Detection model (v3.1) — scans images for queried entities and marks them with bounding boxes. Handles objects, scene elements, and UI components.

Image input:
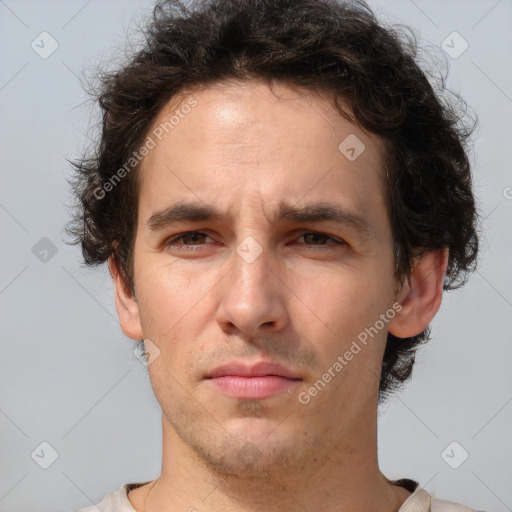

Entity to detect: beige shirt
[75,479,483,512]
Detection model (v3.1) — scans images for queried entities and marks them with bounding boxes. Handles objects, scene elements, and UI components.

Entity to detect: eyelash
[164,231,346,251]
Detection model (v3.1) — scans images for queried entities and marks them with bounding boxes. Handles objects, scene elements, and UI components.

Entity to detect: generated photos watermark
[298,302,403,405]
[93,96,198,200]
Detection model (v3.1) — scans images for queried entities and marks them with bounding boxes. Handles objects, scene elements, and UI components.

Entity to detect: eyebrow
[147,200,373,238]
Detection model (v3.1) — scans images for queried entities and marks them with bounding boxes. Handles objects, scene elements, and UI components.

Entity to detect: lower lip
[206,375,301,399]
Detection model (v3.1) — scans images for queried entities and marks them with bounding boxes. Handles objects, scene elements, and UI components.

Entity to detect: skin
[110,79,448,512]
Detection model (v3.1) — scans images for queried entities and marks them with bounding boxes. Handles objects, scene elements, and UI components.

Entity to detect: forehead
[137,79,388,227]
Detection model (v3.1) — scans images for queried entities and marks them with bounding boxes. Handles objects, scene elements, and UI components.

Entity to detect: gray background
[0,0,511,511]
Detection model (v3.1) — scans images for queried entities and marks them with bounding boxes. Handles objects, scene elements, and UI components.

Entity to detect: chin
[198,441,302,477]
[192,422,313,478]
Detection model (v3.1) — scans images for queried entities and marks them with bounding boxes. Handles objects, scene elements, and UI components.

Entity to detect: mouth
[205,361,302,400]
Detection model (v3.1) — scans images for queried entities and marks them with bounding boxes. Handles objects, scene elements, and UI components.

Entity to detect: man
[69,0,481,510]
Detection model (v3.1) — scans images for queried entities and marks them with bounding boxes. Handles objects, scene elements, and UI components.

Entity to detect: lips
[205,361,302,400]
[205,361,301,380]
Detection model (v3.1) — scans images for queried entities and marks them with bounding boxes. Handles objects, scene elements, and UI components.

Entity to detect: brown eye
[176,232,208,245]
[296,232,345,247]
[165,231,212,250]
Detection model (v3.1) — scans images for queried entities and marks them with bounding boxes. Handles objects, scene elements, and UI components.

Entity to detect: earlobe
[109,256,143,340]
[388,247,449,338]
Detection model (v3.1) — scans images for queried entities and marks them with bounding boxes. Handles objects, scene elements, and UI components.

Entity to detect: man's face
[127,80,400,476]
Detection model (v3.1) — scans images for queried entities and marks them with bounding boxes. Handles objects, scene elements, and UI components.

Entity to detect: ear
[109,256,143,340]
[388,247,449,338]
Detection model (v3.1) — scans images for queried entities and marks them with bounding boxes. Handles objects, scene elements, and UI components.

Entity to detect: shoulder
[431,497,486,512]
[395,481,484,512]
[74,482,150,512]
[74,487,122,512]
[74,488,118,512]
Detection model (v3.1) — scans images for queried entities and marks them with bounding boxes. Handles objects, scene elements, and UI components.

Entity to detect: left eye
[295,232,344,246]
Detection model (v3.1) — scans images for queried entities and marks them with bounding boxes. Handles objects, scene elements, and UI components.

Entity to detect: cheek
[290,264,395,391]
[290,266,386,336]
[135,258,213,338]
[135,263,210,391]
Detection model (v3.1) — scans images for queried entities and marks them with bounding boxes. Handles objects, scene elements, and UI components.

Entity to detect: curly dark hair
[66,0,480,403]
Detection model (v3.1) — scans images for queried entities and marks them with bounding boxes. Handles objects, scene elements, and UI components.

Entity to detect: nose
[215,241,290,337]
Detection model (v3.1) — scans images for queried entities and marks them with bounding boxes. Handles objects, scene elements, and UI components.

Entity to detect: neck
[129,410,411,512]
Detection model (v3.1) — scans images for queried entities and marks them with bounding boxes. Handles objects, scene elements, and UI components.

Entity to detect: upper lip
[206,361,301,380]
